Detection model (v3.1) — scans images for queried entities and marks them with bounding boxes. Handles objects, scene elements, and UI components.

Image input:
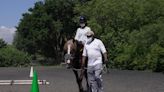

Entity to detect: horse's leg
[84,70,91,92]
[73,70,83,92]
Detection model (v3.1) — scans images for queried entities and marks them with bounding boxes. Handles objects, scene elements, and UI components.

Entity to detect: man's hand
[103,58,108,64]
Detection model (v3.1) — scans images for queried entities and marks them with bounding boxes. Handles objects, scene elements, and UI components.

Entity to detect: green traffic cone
[31,70,39,92]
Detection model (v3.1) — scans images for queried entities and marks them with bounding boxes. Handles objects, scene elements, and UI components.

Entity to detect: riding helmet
[79,16,87,23]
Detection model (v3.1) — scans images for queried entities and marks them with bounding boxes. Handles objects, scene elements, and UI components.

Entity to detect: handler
[81,30,108,92]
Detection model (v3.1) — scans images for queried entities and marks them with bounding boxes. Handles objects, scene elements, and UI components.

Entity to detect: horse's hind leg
[73,70,83,92]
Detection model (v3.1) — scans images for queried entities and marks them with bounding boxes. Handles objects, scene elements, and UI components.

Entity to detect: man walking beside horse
[81,30,108,92]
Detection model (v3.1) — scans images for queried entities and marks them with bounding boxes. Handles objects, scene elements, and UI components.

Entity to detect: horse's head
[63,39,77,68]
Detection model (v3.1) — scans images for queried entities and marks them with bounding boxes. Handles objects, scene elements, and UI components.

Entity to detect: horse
[63,38,89,92]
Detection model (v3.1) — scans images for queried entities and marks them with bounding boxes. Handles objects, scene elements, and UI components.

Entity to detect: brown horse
[63,39,89,92]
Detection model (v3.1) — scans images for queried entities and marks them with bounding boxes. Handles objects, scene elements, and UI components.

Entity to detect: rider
[74,16,91,66]
[74,16,91,45]
[64,16,90,66]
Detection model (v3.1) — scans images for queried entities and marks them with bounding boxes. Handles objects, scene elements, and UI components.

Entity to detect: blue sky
[0,0,43,44]
[0,0,42,27]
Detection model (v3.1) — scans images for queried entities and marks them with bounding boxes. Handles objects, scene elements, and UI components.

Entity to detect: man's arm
[99,40,108,63]
[81,56,86,68]
[81,45,87,68]
[103,52,108,64]
[80,56,86,81]
[74,29,83,45]
[74,29,79,41]
[80,46,87,80]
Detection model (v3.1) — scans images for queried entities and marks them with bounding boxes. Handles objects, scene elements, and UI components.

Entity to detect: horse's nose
[66,60,71,69]
[64,54,72,64]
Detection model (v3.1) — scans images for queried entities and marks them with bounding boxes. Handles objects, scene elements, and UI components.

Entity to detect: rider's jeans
[87,63,103,92]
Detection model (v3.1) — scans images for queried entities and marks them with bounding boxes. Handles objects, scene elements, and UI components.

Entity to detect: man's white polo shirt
[82,38,107,66]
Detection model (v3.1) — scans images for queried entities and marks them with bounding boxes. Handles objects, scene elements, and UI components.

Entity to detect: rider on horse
[74,16,91,66]
[63,16,91,92]
[75,16,91,46]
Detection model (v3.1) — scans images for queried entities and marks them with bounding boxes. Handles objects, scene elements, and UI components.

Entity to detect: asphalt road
[0,66,164,92]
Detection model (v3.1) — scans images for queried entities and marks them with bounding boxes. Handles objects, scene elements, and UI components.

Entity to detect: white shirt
[74,26,91,45]
[82,38,107,66]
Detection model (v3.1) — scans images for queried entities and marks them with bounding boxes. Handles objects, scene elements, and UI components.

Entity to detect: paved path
[0,66,163,92]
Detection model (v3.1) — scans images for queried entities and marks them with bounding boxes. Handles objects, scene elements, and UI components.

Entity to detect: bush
[147,44,164,72]
[0,46,31,67]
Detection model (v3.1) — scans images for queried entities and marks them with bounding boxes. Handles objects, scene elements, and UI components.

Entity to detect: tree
[13,0,79,63]
[0,38,7,48]
[14,0,164,71]
[75,0,164,71]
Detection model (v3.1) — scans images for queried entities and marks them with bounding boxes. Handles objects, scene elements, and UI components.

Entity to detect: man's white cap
[85,30,94,36]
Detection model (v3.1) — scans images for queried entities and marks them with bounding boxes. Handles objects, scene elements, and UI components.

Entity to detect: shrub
[0,46,31,67]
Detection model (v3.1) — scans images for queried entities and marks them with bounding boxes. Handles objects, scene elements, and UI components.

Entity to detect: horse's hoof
[66,65,71,69]
[83,90,88,92]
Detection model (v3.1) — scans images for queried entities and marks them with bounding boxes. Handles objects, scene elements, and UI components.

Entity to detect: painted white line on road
[0,80,50,85]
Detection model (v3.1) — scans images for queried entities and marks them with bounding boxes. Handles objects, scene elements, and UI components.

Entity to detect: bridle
[64,39,76,68]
